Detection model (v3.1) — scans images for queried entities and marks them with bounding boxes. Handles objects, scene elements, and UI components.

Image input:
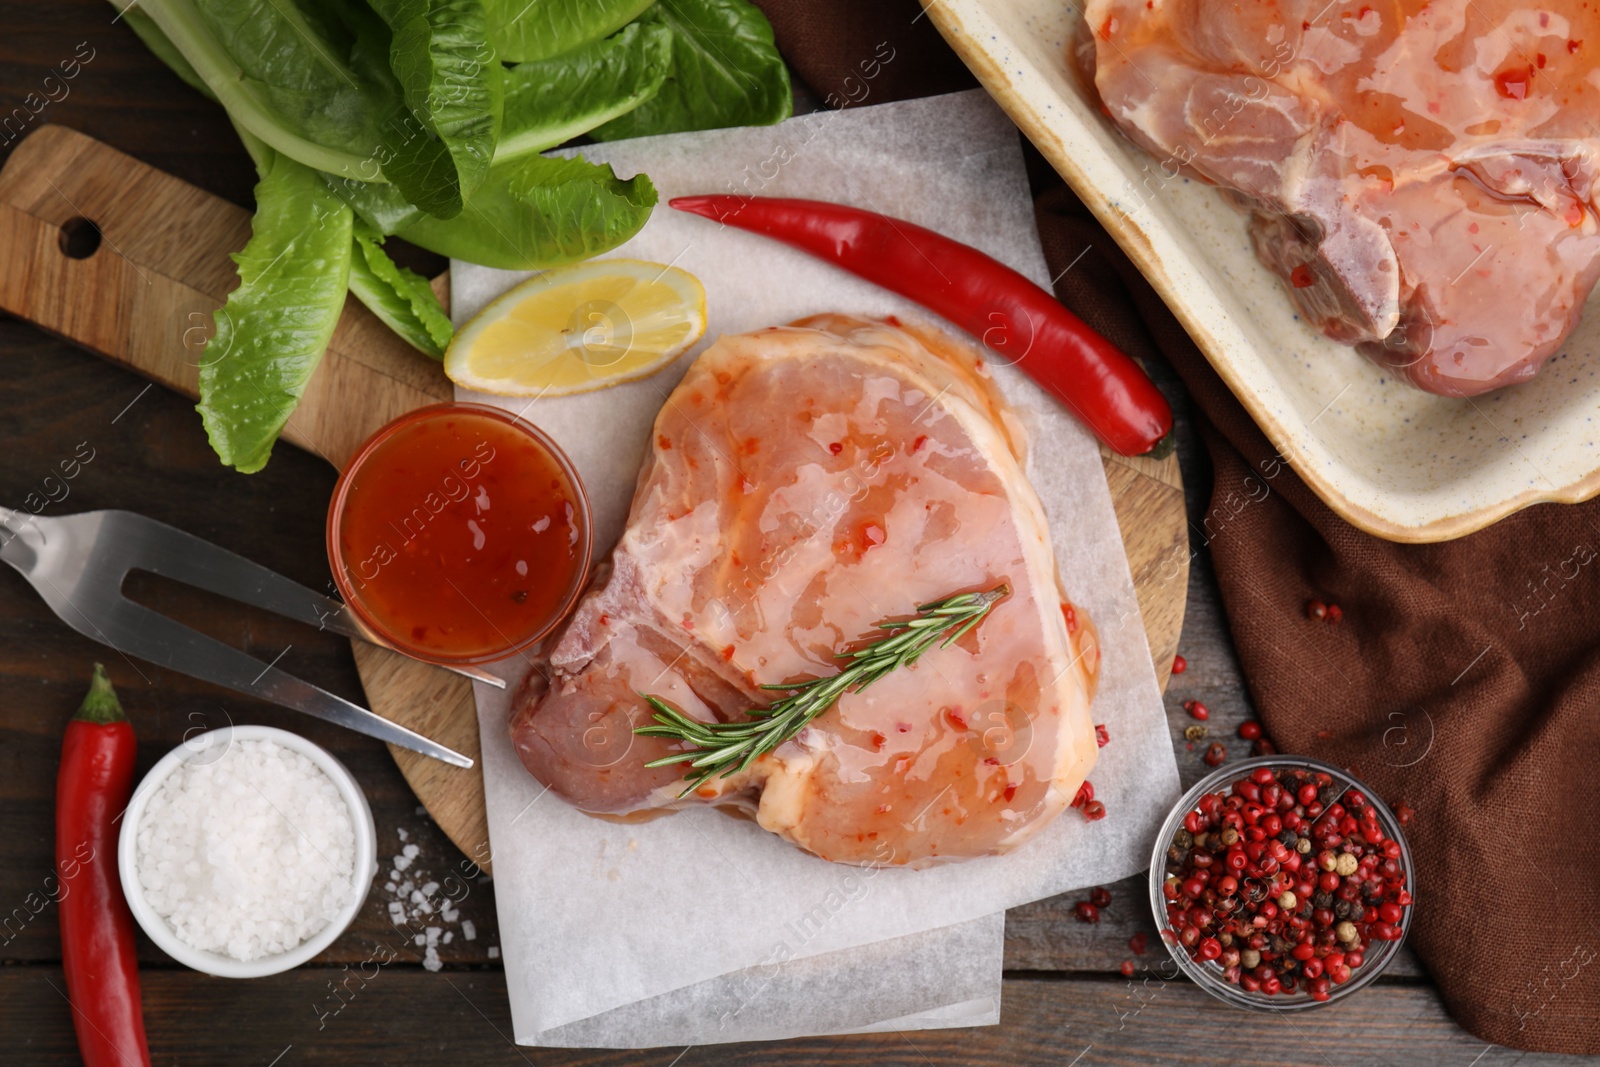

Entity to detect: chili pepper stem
[73,664,126,725]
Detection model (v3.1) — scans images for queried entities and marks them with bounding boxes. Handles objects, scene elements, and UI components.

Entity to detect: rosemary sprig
[636,584,1010,796]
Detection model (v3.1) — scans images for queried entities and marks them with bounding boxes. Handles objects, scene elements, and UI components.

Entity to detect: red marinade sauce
[332,407,587,662]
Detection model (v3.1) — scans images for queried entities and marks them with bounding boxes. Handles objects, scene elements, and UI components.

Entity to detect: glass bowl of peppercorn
[1148,755,1415,1010]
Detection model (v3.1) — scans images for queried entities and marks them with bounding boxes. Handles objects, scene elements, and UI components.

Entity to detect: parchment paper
[454,90,1182,1047]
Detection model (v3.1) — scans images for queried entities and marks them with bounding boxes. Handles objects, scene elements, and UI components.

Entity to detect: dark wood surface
[1,4,1591,1064]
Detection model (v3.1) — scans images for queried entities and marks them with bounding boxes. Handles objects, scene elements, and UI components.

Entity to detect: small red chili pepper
[1081,799,1108,821]
[669,196,1174,456]
[56,665,150,1067]
[1094,723,1110,747]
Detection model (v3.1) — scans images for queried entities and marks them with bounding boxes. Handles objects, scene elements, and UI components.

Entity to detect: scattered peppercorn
[1184,700,1210,721]
[1095,723,1110,748]
[1120,959,1136,977]
[1071,781,1094,809]
[1074,901,1100,923]
[1129,931,1148,955]
[1172,654,1187,675]
[1081,800,1108,821]
[1090,886,1112,909]
[1326,604,1343,625]
[1203,742,1227,766]
[1162,765,1411,1001]
[1237,720,1262,740]
[1305,599,1327,621]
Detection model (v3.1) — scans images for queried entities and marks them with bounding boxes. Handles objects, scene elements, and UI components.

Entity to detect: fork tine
[103,511,506,690]
[72,592,472,768]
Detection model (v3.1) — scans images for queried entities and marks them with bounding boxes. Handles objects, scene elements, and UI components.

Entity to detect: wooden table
[0,6,1590,1064]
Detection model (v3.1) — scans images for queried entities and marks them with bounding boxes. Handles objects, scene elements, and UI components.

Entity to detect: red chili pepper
[669,196,1174,456]
[56,665,150,1067]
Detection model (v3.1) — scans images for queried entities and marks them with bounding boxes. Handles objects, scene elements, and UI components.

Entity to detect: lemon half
[445,259,707,397]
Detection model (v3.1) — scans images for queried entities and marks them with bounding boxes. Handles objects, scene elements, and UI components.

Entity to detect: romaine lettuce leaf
[122,6,217,101]
[199,150,353,472]
[497,19,673,162]
[591,0,790,140]
[398,153,656,269]
[348,221,455,358]
[485,0,654,63]
[135,0,388,180]
[322,174,422,235]
[368,0,504,218]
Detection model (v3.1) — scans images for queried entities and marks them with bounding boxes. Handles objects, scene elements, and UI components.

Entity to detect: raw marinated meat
[1078,0,1600,395]
[510,315,1099,867]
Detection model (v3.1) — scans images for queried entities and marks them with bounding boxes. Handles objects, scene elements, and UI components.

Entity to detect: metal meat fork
[0,506,490,768]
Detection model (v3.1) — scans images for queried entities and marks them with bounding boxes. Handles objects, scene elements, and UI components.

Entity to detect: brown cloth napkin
[756,0,1600,1054]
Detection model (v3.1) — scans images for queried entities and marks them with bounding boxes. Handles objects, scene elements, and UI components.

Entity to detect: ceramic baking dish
[925,0,1600,542]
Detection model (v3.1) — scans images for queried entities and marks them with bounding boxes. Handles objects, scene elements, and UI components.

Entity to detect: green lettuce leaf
[349,221,454,358]
[398,153,656,268]
[497,19,673,162]
[591,0,789,141]
[322,173,422,235]
[368,0,504,218]
[200,150,353,472]
[485,0,654,63]
[134,0,388,180]
[122,6,217,101]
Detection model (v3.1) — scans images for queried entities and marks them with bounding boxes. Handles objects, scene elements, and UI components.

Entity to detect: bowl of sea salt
[117,725,377,978]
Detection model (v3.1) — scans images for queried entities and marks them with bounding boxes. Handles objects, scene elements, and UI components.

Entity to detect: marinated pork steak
[1078,0,1600,395]
[510,315,1099,867]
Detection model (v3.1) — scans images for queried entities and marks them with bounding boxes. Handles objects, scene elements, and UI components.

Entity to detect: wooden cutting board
[0,126,1189,873]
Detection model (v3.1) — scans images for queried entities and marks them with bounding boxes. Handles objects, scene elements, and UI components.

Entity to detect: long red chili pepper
[56,664,150,1067]
[670,195,1173,456]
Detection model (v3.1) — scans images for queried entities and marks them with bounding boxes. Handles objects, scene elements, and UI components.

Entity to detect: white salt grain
[377,822,491,974]
[135,738,356,962]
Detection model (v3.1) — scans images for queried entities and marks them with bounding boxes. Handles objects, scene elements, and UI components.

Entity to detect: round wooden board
[0,127,1191,880]
[362,447,1189,875]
